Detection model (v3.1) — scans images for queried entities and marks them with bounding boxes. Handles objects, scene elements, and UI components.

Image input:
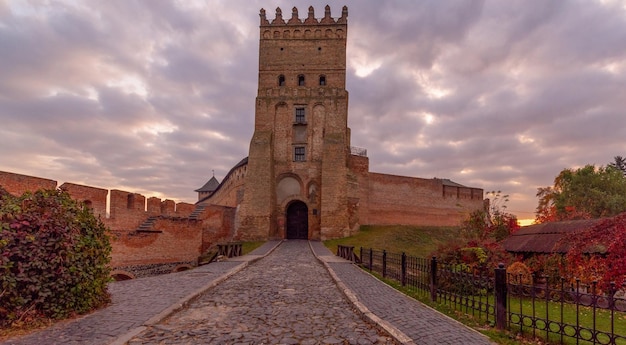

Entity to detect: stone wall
[0,170,56,196]
[0,170,236,279]
[110,218,202,268]
[364,173,484,227]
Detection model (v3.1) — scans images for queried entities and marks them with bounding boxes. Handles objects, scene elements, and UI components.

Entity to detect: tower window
[298,75,305,86]
[278,75,285,86]
[319,75,326,86]
[295,107,306,123]
[294,146,306,162]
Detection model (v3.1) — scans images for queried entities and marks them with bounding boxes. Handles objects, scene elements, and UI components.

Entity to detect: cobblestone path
[309,242,494,345]
[127,240,397,345]
[1,261,244,345]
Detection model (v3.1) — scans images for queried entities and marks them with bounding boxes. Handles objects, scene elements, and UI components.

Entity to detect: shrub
[506,261,532,285]
[0,188,111,327]
[560,212,626,293]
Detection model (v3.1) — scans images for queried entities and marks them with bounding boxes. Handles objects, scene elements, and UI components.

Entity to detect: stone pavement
[309,241,494,345]
[2,240,494,345]
[1,241,281,345]
[127,240,395,345]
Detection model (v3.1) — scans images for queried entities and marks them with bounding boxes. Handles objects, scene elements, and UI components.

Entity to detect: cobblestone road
[309,242,493,345]
[1,242,279,345]
[127,240,397,345]
[2,240,495,345]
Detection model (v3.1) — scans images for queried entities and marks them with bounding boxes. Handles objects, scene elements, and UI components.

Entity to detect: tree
[435,191,517,275]
[609,155,626,176]
[461,191,519,242]
[535,164,626,222]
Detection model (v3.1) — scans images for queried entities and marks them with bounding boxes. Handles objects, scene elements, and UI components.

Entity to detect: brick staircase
[189,203,207,220]
[136,216,160,233]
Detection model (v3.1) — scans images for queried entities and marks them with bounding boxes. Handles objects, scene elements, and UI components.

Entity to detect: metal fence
[336,245,626,345]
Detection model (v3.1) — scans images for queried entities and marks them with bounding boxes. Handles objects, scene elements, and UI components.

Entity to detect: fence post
[360,247,363,265]
[495,263,507,330]
[401,252,407,286]
[430,256,437,302]
[368,248,373,271]
[382,250,387,278]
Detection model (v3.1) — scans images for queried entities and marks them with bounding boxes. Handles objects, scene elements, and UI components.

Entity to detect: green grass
[323,225,626,345]
[507,295,626,345]
[241,241,265,255]
[324,225,461,257]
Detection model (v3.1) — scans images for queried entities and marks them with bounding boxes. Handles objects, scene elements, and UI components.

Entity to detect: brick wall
[364,173,484,226]
[0,170,237,278]
[0,170,57,196]
[59,182,108,219]
[110,218,202,267]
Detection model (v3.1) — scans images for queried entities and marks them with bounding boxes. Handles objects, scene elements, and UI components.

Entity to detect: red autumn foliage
[561,212,626,291]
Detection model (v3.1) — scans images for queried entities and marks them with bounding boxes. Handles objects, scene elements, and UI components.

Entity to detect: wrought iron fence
[507,276,626,345]
[341,247,626,345]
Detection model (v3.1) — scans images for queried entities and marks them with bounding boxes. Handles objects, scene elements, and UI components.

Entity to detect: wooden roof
[502,219,602,254]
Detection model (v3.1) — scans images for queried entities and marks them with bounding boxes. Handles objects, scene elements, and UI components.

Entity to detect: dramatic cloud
[1,0,625,222]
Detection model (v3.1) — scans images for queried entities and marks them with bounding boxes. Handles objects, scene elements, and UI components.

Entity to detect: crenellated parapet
[260,5,347,26]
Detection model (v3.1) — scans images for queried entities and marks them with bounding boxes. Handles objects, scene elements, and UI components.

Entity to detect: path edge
[109,240,283,345]
[309,241,416,345]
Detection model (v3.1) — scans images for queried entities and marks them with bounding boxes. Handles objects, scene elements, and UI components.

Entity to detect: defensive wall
[0,170,236,279]
[201,154,485,232]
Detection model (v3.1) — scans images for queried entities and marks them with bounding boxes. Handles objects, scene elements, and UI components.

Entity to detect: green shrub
[0,187,111,327]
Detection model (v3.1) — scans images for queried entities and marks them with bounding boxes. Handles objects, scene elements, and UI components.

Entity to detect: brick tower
[236,5,351,240]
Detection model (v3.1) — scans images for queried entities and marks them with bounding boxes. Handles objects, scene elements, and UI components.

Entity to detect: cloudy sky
[1,0,626,223]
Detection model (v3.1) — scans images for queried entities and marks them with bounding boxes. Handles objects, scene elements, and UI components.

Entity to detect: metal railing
[350,146,367,157]
[342,247,626,345]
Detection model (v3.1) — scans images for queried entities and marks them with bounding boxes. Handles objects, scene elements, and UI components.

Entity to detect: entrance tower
[236,5,351,240]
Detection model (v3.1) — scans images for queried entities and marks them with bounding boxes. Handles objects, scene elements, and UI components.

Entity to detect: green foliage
[609,155,626,176]
[536,164,626,222]
[0,188,111,327]
[434,190,517,279]
[461,191,519,242]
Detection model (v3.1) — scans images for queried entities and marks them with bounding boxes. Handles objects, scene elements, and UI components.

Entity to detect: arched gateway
[286,201,308,239]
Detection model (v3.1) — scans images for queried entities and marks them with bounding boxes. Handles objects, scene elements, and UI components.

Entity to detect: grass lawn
[507,295,626,345]
[323,225,626,345]
[324,224,461,257]
[241,241,265,255]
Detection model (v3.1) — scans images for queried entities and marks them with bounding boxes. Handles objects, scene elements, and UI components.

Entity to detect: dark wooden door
[286,201,308,239]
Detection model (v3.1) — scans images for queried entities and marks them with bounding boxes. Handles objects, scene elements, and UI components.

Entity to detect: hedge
[0,187,111,327]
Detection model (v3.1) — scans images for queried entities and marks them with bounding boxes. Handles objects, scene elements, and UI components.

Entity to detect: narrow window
[278,75,286,86]
[295,107,306,123]
[298,75,305,86]
[294,146,306,162]
[319,75,326,86]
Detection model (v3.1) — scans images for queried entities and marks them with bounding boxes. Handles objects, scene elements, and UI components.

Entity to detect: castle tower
[236,5,351,240]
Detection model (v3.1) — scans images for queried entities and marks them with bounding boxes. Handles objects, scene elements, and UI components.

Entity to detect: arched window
[278,75,286,86]
[298,75,305,86]
[319,75,326,86]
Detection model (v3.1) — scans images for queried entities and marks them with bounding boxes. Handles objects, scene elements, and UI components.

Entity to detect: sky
[1,0,626,224]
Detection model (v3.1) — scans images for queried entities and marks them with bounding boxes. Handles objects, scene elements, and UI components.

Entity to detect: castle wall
[200,205,236,252]
[0,170,236,279]
[0,170,57,196]
[202,163,247,208]
[59,182,108,219]
[109,218,201,268]
[365,172,484,227]
[348,154,370,228]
